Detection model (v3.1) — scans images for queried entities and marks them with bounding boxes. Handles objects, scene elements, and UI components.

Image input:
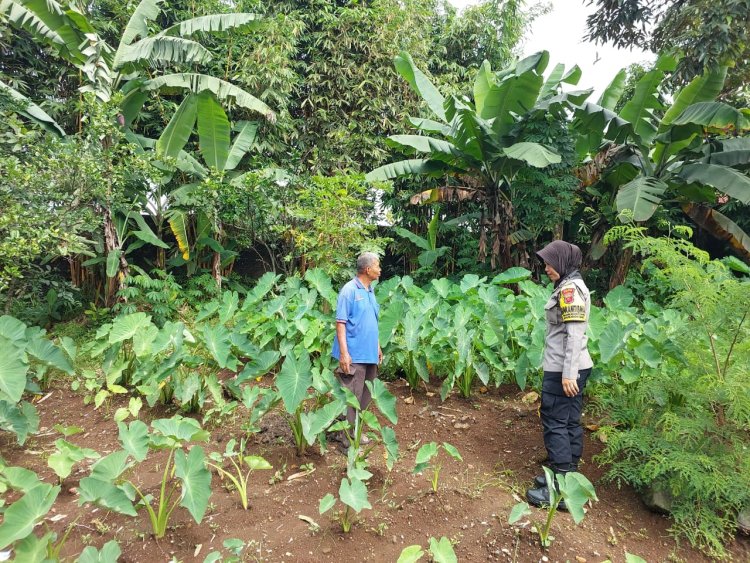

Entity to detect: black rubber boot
[525,485,568,511]
[533,463,577,488]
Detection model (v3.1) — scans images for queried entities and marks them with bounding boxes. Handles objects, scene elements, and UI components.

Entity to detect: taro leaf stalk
[367,51,592,270]
[413,442,463,494]
[78,416,211,539]
[508,467,597,548]
[206,438,272,510]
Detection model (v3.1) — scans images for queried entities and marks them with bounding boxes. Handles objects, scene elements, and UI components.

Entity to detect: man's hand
[378,345,383,365]
[339,351,352,375]
[562,378,579,397]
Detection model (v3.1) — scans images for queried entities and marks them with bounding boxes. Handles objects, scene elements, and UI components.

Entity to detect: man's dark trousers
[336,363,378,426]
[540,368,592,472]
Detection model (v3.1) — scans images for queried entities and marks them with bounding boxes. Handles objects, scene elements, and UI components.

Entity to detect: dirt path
[3,379,748,562]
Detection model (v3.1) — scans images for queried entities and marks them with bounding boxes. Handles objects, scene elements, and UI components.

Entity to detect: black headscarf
[536,240,582,286]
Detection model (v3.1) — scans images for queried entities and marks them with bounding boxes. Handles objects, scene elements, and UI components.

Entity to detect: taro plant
[0,315,75,444]
[77,540,122,563]
[397,536,458,563]
[319,379,399,533]
[412,442,463,493]
[206,438,272,510]
[0,464,61,555]
[48,439,100,484]
[509,467,597,548]
[78,416,211,539]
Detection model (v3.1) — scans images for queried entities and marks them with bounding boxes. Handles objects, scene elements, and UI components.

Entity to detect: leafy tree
[585,0,750,102]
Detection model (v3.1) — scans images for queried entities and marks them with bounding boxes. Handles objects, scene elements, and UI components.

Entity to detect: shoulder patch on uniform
[558,282,586,322]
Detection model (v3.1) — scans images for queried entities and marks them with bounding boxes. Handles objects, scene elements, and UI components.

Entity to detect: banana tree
[573,58,750,280]
[367,50,590,270]
[140,90,262,286]
[2,0,275,291]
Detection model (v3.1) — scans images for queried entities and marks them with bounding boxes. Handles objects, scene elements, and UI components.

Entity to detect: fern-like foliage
[596,225,750,558]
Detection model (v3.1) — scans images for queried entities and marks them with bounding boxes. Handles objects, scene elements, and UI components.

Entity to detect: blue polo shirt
[331,277,380,364]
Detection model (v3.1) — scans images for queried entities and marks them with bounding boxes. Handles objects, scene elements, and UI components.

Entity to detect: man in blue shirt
[332,252,383,444]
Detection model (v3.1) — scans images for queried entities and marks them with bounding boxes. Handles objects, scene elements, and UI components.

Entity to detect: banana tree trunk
[608,246,633,289]
[212,251,222,290]
[481,186,514,271]
[103,207,129,306]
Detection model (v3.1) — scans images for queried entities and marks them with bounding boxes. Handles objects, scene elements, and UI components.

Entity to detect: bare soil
[3,379,749,563]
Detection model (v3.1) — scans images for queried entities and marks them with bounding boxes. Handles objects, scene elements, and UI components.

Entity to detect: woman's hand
[562,378,579,397]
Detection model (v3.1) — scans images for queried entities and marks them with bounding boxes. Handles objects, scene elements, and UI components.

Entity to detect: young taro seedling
[319,379,399,533]
[77,416,211,539]
[206,438,272,510]
[47,438,100,483]
[412,442,462,493]
[508,467,598,548]
[397,536,458,563]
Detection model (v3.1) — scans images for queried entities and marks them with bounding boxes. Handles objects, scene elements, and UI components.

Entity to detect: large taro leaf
[201,324,235,369]
[108,313,153,344]
[338,477,371,513]
[0,344,27,403]
[301,398,344,446]
[367,379,397,425]
[235,350,280,384]
[598,322,635,364]
[615,176,667,222]
[25,335,74,374]
[13,532,54,562]
[1,466,42,494]
[561,472,598,525]
[275,350,312,414]
[0,315,27,342]
[0,483,59,549]
[379,300,404,348]
[118,420,149,462]
[78,478,137,516]
[304,268,337,306]
[174,446,211,523]
[491,267,531,285]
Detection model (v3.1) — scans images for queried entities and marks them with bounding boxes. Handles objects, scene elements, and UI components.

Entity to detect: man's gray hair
[356,252,380,273]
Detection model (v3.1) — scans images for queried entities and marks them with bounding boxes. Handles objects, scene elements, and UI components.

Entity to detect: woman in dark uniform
[526,240,593,508]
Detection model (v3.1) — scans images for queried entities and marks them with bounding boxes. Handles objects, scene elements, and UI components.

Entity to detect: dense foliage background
[1,0,750,558]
